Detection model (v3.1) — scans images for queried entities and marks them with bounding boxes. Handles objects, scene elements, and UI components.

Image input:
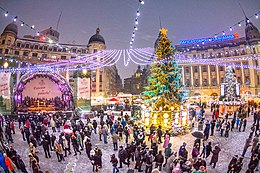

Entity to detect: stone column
[182,67,185,86]
[190,66,194,87]
[241,62,245,85]
[216,65,220,85]
[208,65,211,86]
[199,66,203,86]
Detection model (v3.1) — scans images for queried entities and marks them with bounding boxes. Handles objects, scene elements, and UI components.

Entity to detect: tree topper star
[160,27,168,35]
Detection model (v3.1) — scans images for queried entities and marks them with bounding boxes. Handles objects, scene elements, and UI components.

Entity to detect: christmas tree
[143,28,183,112]
[223,66,238,100]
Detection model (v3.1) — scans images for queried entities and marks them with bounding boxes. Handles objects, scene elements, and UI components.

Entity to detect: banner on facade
[0,73,11,98]
[77,78,91,100]
[22,77,62,99]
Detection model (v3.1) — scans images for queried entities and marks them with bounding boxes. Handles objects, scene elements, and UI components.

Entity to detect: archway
[14,71,74,112]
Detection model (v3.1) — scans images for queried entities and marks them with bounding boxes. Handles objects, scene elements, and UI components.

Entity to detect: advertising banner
[0,73,11,98]
[22,77,62,99]
[77,78,91,100]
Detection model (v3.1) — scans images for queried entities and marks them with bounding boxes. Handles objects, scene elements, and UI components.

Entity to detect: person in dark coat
[210,145,221,168]
[155,150,164,171]
[205,142,212,158]
[248,154,258,172]
[193,157,206,171]
[227,155,238,173]
[135,146,142,172]
[118,146,129,168]
[17,155,28,173]
[42,137,51,158]
[85,138,92,159]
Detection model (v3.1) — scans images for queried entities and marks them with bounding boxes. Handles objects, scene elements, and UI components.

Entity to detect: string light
[4,11,8,17]
[13,16,17,22]
[238,23,242,27]
[229,27,232,31]
[135,19,138,25]
[36,32,40,36]
[139,0,144,5]
[137,11,140,16]
[31,25,35,29]
[21,22,24,26]
[256,14,259,19]
[222,31,225,35]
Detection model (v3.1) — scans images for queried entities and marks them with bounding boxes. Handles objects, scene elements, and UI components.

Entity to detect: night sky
[0,0,260,80]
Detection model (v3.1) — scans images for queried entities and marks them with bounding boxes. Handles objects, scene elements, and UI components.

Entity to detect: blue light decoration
[179,33,239,45]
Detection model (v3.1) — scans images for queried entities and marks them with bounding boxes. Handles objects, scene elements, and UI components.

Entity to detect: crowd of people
[0,104,258,173]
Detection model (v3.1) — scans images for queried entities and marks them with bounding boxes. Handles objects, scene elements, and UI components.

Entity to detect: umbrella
[191,131,204,139]
[63,129,73,134]
[109,98,118,102]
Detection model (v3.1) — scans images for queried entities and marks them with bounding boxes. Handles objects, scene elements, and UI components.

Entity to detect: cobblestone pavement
[8,112,255,173]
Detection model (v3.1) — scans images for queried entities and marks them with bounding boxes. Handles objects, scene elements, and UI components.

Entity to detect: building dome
[245,19,260,45]
[3,22,18,35]
[88,28,105,44]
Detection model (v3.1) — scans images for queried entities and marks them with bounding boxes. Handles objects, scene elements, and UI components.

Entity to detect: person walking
[163,143,172,167]
[210,145,221,168]
[63,136,71,157]
[118,146,129,168]
[243,119,247,132]
[42,136,51,158]
[84,137,92,159]
[111,133,119,151]
[210,120,215,136]
[205,142,212,158]
[71,135,81,156]
[242,137,252,157]
[204,120,210,140]
[110,154,119,173]
[145,150,154,173]
[155,150,164,171]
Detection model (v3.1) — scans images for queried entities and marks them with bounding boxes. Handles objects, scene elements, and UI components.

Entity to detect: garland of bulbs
[0,5,259,72]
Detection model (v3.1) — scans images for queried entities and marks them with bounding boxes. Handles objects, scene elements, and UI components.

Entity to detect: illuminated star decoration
[160,27,168,36]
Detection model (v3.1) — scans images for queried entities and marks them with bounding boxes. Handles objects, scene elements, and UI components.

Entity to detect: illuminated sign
[180,33,239,45]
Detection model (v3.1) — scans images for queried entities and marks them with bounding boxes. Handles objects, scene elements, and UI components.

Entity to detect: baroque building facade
[0,23,122,99]
[176,19,260,97]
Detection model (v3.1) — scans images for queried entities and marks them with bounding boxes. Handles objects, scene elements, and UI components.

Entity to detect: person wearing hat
[118,146,129,168]
[110,154,119,173]
[145,149,154,173]
[210,144,221,168]
[193,157,206,171]
[179,142,188,161]
[4,153,16,173]
[42,136,51,158]
[155,150,164,171]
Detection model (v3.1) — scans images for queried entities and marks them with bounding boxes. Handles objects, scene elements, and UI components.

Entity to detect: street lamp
[3,62,8,68]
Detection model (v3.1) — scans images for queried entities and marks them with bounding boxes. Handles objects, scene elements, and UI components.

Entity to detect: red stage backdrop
[22,77,62,99]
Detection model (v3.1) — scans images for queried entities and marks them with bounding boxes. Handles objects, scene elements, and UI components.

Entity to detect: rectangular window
[99,75,102,82]
[220,66,224,71]
[44,46,48,50]
[72,49,76,53]
[185,67,189,73]
[202,66,207,72]
[210,66,216,72]
[2,40,5,44]
[94,49,97,53]
[25,44,29,48]
[82,49,86,54]
[53,47,57,52]
[4,49,9,54]
[61,56,66,60]
[42,54,47,58]
[23,51,29,56]
[16,43,21,47]
[34,45,38,49]
[32,53,37,57]
[62,48,66,52]
[14,51,19,55]
[194,66,198,73]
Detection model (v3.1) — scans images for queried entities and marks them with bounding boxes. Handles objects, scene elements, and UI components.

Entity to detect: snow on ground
[9,111,255,173]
